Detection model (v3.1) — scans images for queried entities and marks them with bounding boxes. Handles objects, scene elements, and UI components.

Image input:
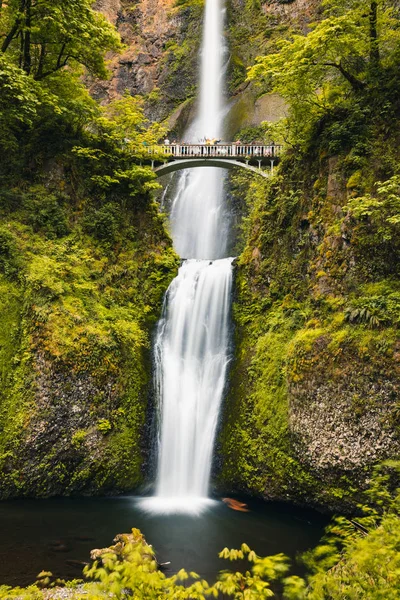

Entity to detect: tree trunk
[1,0,26,54]
[22,0,32,74]
[36,43,46,79]
[369,0,380,69]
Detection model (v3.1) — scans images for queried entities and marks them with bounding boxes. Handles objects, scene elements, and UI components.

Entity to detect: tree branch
[1,0,25,53]
[34,56,69,81]
[2,19,21,52]
[322,61,366,92]
[369,0,380,69]
[56,42,67,69]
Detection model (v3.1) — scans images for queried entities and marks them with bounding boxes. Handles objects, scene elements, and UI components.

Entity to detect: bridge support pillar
[270,159,275,175]
[257,160,262,170]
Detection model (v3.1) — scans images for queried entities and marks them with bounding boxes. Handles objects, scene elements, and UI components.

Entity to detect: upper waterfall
[196,0,225,140]
[170,0,228,261]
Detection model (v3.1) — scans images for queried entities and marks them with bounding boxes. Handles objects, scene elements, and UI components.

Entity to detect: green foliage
[235,125,266,143]
[97,419,112,434]
[71,429,88,449]
[0,0,121,80]
[0,227,22,278]
[72,94,166,208]
[248,1,400,150]
[21,187,70,239]
[348,175,400,240]
[345,291,400,328]
[83,203,122,244]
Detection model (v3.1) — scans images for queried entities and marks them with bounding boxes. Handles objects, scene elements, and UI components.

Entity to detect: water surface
[0,495,328,587]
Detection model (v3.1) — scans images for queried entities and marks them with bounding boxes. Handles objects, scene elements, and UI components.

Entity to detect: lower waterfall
[142,258,233,513]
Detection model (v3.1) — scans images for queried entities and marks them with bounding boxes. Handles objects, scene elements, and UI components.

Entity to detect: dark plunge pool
[0,495,329,588]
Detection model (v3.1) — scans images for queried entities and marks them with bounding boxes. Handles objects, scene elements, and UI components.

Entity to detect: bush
[0,228,21,279]
[22,188,70,239]
[83,203,122,244]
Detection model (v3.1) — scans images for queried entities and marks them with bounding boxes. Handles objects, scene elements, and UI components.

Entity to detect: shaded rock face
[288,347,400,475]
[3,355,121,498]
[262,0,321,31]
[226,90,288,137]
[92,0,201,122]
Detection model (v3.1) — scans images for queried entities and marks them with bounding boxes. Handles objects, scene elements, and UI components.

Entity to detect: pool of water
[0,495,329,588]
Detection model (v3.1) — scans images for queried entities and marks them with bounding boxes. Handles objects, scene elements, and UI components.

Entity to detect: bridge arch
[154,158,272,179]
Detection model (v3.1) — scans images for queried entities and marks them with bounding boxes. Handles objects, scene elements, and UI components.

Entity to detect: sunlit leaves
[247,1,400,149]
[348,175,400,240]
[0,0,122,80]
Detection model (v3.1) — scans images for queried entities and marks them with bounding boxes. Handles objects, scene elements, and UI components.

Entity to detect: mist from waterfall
[141,0,232,514]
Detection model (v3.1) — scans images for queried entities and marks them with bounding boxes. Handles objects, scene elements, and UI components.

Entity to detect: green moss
[218,127,400,510]
[71,430,88,448]
[0,179,178,499]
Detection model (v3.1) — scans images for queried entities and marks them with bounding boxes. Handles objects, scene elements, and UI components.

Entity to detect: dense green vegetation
[0,0,178,497]
[219,0,400,509]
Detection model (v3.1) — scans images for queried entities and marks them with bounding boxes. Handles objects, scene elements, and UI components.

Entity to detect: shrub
[97,419,112,434]
[0,228,21,279]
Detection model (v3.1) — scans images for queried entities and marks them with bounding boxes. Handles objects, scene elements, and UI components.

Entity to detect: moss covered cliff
[0,170,178,499]
[218,75,400,513]
[0,171,178,498]
[0,3,179,496]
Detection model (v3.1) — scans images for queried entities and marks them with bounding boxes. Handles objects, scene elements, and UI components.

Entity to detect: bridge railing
[145,144,283,159]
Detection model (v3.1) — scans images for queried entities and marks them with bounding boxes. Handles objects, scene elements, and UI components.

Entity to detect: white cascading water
[141,0,232,514]
[170,0,228,261]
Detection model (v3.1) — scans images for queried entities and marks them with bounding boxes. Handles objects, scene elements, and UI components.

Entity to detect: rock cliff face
[288,342,400,475]
[262,0,321,30]
[91,0,202,125]
[90,0,321,133]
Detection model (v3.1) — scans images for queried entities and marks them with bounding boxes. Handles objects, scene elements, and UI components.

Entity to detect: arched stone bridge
[146,144,282,178]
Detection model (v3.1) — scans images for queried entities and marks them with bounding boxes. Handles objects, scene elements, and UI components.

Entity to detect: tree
[247,0,400,146]
[0,53,39,161]
[72,94,167,207]
[0,0,121,80]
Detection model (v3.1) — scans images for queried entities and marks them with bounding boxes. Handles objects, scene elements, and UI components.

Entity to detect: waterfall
[141,0,232,514]
[153,259,233,511]
[170,0,228,261]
